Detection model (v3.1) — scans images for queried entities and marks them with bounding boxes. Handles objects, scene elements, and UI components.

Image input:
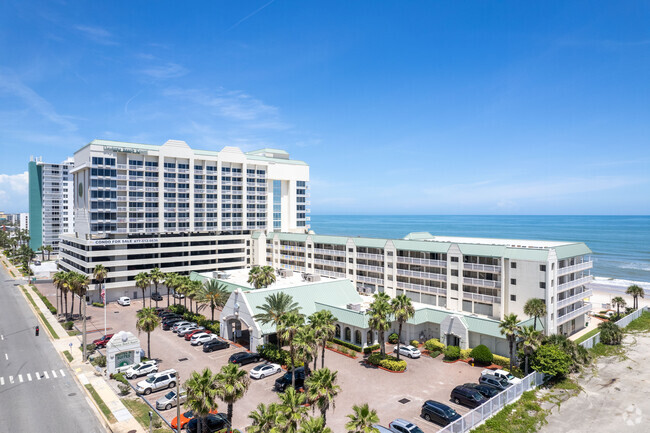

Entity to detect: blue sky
[1,1,649,214]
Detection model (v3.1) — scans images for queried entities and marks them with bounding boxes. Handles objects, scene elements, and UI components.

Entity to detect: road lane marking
[51,370,57,378]
[4,353,7,360]
[18,374,23,383]
[59,369,65,377]
[36,372,41,380]
[1,334,4,340]
[43,371,49,379]
[9,376,13,384]
[0,377,4,385]
[27,373,32,381]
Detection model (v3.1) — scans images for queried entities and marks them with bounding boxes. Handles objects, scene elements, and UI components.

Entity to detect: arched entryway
[223,316,251,350]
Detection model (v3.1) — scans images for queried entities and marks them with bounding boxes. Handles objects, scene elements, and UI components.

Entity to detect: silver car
[156,388,187,410]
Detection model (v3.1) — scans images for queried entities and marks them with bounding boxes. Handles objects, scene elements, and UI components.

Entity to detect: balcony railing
[557,276,592,293]
[356,275,384,285]
[557,261,593,276]
[463,262,502,273]
[314,269,346,279]
[357,252,384,261]
[396,256,447,267]
[463,292,501,304]
[396,282,446,296]
[313,258,345,268]
[397,268,447,282]
[357,263,385,273]
[463,277,501,289]
[557,288,593,309]
[313,248,346,257]
[280,244,306,252]
[557,303,592,325]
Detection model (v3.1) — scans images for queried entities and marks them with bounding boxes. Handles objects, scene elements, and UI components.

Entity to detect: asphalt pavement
[0,265,105,433]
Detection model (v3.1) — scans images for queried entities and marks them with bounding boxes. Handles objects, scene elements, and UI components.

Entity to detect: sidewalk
[4,256,144,433]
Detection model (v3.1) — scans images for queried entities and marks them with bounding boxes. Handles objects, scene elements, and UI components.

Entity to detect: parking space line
[36,372,41,380]
[51,370,57,378]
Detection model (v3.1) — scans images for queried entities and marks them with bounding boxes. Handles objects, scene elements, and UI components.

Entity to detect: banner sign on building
[89,238,160,246]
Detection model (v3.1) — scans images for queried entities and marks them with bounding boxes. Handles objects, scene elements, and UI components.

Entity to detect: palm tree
[277,387,308,433]
[254,292,300,345]
[149,267,164,308]
[523,298,546,331]
[247,266,262,289]
[247,402,285,433]
[74,272,90,318]
[367,293,391,356]
[247,265,277,289]
[215,363,250,426]
[519,325,542,374]
[136,307,161,359]
[309,310,338,369]
[62,271,74,319]
[279,312,305,388]
[188,280,203,314]
[135,272,150,307]
[612,296,627,317]
[93,264,108,305]
[598,321,623,345]
[44,245,53,261]
[53,271,67,318]
[391,294,415,361]
[198,279,230,321]
[305,368,340,427]
[499,313,521,371]
[184,368,219,433]
[344,403,379,433]
[164,272,178,307]
[626,285,644,310]
[295,325,319,371]
[299,416,332,433]
[38,245,45,261]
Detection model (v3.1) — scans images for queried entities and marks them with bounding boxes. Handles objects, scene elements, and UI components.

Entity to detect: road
[0,265,105,433]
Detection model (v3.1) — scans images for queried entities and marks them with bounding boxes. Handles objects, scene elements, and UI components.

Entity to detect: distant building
[19,213,29,231]
[28,156,75,252]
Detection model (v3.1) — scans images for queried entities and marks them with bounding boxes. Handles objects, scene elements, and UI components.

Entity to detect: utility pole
[148,411,153,433]
[176,372,181,433]
[82,295,87,362]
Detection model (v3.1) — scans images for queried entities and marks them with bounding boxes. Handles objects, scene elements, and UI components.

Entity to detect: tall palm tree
[309,310,338,369]
[344,403,379,433]
[254,292,300,345]
[184,368,219,433]
[38,245,45,261]
[149,267,164,308]
[53,271,67,318]
[295,325,319,371]
[625,285,644,310]
[93,264,108,305]
[498,313,521,371]
[305,368,340,427]
[259,265,277,288]
[247,266,262,289]
[198,279,230,321]
[62,271,74,319]
[391,294,415,361]
[135,272,150,307]
[279,312,305,388]
[215,363,250,426]
[164,272,178,307]
[188,280,203,314]
[136,307,161,359]
[247,402,285,433]
[523,298,547,331]
[299,416,332,433]
[367,293,391,356]
[74,272,90,318]
[612,296,626,317]
[519,325,542,375]
[44,245,53,261]
[277,387,308,433]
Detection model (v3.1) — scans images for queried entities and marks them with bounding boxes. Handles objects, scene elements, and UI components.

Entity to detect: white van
[372,425,393,433]
[117,296,131,306]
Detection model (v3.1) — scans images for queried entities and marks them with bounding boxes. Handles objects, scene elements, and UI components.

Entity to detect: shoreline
[588,276,650,309]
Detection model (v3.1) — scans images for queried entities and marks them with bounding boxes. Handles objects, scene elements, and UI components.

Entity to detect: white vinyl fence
[579,306,649,349]
[438,371,546,433]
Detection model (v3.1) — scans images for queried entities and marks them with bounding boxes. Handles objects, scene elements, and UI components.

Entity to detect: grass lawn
[63,350,74,362]
[589,342,625,359]
[472,390,547,433]
[625,311,650,333]
[85,384,117,423]
[122,398,172,433]
[574,327,600,344]
[22,287,59,339]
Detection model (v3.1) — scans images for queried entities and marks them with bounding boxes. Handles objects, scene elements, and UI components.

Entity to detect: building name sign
[104,146,144,155]
[90,238,160,246]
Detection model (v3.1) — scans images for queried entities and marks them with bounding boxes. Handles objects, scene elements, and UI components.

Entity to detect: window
[510,295,517,302]
[510,278,516,285]
[539,282,546,289]
[451,269,458,276]
[348,258,353,263]
[451,284,458,291]
[348,248,353,253]
[451,257,459,262]
[540,264,546,272]
[511,262,517,269]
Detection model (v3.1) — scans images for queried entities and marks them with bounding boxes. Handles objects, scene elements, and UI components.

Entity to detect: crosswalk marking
[9,376,13,384]
[18,374,23,383]
[0,377,4,385]
[59,369,65,377]
[36,373,41,380]
[51,370,57,378]
[43,371,49,379]
[27,373,32,381]
[0,369,67,386]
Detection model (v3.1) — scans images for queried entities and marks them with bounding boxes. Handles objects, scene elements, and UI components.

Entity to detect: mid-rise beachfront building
[58,139,310,300]
[251,232,593,337]
[19,213,29,231]
[28,156,75,252]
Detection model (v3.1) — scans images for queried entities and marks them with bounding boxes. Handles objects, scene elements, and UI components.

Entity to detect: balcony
[145,187,158,192]
[164,167,176,173]
[117,164,127,170]
[314,269,346,279]
[314,258,345,268]
[357,252,384,261]
[557,261,593,276]
[117,185,127,191]
[396,282,447,296]
[356,275,384,285]
[462,291,501,304]
[397,268,447,282]
[557,288,593,309]
[357,263,385,273]
[280,244,306,252]
[117,175,127,180]
[397,256,447,268]
[557,303,592,325]
[164,187,176,192]
[313,248,346,257]
[557,276,592,293]
[178,168,189,174]
[463,277,501,289]
[117,207,127,212]
[463,262,501,273]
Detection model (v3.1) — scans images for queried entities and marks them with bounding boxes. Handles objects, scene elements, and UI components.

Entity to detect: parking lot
[37,284,482,432]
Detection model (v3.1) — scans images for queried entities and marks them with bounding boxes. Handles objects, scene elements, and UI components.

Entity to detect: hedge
[492,355,510,368]
[443,345,460,361]
[31,285,57,314]
[409,340,420,347]
[332,338,362,353]
[460,348,472,360]
[470,345,494,365]
[367,353,406,371]
[62,321,74,330]
[257,344,303,367]
[424,338,445,352]
[388,333,399,344]
[92,302,104,308]
[166,305,220,334]
[363,344,380,354]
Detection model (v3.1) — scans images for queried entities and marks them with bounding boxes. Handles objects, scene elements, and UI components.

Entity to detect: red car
[92,334,114,348]
[171,409,218,430]
[185,329,211,341]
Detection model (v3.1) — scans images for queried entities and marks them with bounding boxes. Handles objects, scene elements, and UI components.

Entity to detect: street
[0,265,105,433]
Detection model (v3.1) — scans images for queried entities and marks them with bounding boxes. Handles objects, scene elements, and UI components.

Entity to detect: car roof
[424,400,451,410]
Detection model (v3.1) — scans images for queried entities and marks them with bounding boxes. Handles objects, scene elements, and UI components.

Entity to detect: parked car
[172,409,218,430]
[117,296,130,306]
[250,363,282,380]
[151,292,163,301]
[186,413,228,433]
[125,360,158,379]
[274,366,310,392]
[136,369,177,395]
[394,345,421,358]
[172,321,193,332]
[92,333,114,348]
[372,425,394,433]
[156,388,187,410]
[462,382,501,399]
[186,329,209,341]
[178,325,204,337]
[420,400,461,426]
[388,418,425,433]
[481,368,522,385]
[203,338,230,352]
[229,351,261,366]
[479,373,512,391]
[450,385,487,408]
[172,291,185,299]
[162,318,184,330]
[190,332,214,345]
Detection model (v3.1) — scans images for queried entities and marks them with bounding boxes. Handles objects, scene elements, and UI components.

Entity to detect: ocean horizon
[309,215,650,283]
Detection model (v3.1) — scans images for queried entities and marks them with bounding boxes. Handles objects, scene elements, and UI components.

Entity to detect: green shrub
[460,348,472,360]
[92,302,104,308]
[492,355,510,368]
[443,345,460,361]
[332,338,362,352]
[62,321,74,330]
[388,333,399,344]
[363,344,380,354]
[91,355,107,368]
[531,345,572,378]
[112,372,129,385]
[117,383,131,396]
[168,304,188,315]
[31,286,57,314]
[424,338,445,352]
[470,345,493,365]
[367,353,384,366]
[379,359,407,371]
[409,340,420,347]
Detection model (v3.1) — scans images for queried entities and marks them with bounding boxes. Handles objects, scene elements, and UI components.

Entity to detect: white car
[249,362,282,380]
[172,321,192,332]
[125,360,158,379]
[178,325,204,336]
[481,368,522,385]
[395,345,421,358]
[136,369,177,395]
[117,296,131,306]
[191,333,215,346]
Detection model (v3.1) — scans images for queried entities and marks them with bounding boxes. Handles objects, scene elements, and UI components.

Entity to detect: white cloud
[0,171,28,213]
[140,63,189,80]
[75,25,117,45]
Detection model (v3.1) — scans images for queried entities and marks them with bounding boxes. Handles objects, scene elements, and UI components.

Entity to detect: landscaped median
[85,384,117,424]
[21,286,59,339]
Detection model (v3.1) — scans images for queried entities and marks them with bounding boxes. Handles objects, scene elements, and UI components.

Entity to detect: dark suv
[274,366,310,392]
[450,385,487,408]
[420,400,461,426]
[203,339,229,353]
[463,382,500,399]
[228,352,261,366]
[151,292,163,301]
[186,413,228,433]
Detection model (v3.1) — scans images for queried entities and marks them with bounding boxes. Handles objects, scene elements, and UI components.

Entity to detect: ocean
[309,215,650,283]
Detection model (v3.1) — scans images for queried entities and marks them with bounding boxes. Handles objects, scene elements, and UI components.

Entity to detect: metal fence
[438,371,546,433]
[579,306,649,349]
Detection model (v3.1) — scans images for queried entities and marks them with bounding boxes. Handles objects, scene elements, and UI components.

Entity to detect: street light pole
[176,372,181,433]
[82,294,87,361]
[148,411,153,433]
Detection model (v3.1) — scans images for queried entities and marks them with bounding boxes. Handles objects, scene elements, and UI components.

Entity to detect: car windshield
[145,376,156,383]
[506,373,515,380]
[165,391,175,399]
[445,408,459,417]
[184,410,193,418]
[252,365,264,371]
[410,427,425,433]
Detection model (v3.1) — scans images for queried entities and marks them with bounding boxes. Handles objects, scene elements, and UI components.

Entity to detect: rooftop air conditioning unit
[346,303,362,311]
[278,268,293,278]
[305,274,321,283]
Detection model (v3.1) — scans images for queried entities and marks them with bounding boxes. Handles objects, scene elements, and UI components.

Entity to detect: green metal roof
[274,232,309,243]
[553,243,592,260]
[352,237,387,248]
[251,231,262,240]
[504,248,549,262]
[246,155,308,165]
[458,244,506,257]
[310,234,349,246]
[404,232,434,240]
[314,303,368,328]
[189,271,251,293]
[391,239,452,254]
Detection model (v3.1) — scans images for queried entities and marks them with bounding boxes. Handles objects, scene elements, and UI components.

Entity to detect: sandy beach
[588,276,650,309]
